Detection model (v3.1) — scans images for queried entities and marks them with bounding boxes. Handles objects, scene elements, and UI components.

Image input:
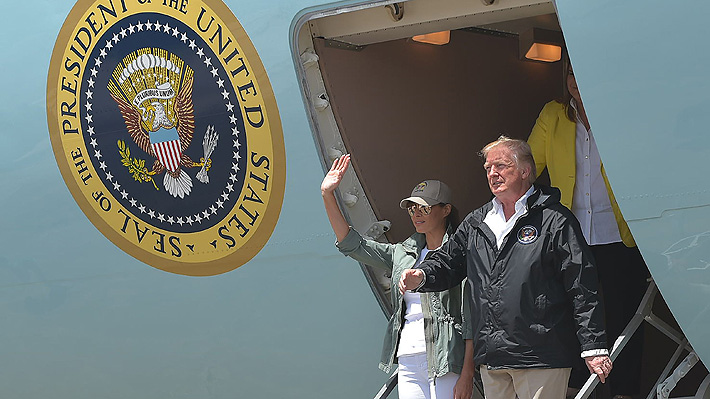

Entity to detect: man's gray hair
[480,136,537,184]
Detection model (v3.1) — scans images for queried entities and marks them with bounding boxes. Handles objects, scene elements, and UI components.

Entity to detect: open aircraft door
[554,1,710,398]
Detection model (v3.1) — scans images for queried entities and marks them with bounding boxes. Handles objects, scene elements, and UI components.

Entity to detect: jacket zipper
[421,291,437,379]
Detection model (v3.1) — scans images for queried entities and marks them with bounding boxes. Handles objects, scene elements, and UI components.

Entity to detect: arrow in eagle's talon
[197,125,218,184]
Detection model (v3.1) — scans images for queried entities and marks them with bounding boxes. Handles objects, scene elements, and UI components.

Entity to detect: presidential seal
[517,225,539,245]
[47,0,285,276]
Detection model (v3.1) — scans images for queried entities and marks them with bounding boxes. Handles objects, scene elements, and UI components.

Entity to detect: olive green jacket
[336,227,472,378]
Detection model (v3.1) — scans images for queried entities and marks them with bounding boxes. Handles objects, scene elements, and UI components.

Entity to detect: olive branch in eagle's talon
[118,140,159,191]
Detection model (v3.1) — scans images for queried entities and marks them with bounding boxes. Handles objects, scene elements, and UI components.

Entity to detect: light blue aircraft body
[1,0,709,398]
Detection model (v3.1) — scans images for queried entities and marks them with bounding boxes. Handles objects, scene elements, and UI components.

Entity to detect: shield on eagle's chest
[150,127,182,173]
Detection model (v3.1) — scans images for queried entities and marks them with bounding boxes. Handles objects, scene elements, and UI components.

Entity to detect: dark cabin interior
[315,28,559,242]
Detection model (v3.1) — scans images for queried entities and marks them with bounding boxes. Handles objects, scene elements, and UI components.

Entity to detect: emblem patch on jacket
[517,225,539,245]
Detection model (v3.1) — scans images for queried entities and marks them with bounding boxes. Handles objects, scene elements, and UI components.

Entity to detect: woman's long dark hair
[558,51,577,123]
[446,205,460,231]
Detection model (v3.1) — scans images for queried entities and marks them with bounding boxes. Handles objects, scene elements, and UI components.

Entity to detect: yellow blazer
[527,101,636,247]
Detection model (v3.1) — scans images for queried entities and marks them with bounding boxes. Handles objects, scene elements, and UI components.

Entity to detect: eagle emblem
[107,49,217,198]
[517,225,539,245]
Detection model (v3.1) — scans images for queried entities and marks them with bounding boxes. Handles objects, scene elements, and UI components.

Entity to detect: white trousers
[397,353,460,399]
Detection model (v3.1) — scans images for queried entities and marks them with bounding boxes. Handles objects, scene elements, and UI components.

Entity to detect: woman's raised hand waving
[321,154,350,195]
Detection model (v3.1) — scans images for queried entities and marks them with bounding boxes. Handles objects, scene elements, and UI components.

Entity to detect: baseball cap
[399,180,452,209]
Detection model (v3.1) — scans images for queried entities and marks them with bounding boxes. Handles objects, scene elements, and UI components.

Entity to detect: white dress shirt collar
[485,186,535,249]
[490,185,535,218]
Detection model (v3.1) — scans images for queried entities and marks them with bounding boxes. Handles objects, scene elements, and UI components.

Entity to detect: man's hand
[453,371,473,399]
[585,355,612,383]
[454,339,475,399]
[398,269,424,294]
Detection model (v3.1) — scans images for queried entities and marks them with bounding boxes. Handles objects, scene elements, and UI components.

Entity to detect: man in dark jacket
[399,136,612,399]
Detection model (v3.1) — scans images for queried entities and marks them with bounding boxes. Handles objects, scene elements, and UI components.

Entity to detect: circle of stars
[83,18,244,227]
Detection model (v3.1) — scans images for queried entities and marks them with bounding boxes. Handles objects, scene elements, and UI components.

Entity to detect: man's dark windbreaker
[417,185,607,369]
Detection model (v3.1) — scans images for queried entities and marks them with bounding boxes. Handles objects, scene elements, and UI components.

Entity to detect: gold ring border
[46,0,286,276]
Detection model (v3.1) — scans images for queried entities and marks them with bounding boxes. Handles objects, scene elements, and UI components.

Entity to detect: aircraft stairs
[372,280,709,399]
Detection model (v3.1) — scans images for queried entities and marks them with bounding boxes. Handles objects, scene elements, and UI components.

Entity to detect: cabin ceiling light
[519,28,563,62]
[412,31,450,45]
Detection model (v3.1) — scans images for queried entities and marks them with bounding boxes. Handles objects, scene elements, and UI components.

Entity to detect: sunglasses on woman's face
[406,203,433,217]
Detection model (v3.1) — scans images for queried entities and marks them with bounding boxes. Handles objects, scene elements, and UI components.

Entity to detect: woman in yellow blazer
[528,61,648,399]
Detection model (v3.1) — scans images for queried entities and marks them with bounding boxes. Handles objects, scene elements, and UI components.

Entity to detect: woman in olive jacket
[321,155,474,399]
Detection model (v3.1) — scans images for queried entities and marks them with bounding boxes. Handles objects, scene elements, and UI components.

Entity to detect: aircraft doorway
[307,26,560,242]
[295,1,563,244]
[291,1,708,398]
